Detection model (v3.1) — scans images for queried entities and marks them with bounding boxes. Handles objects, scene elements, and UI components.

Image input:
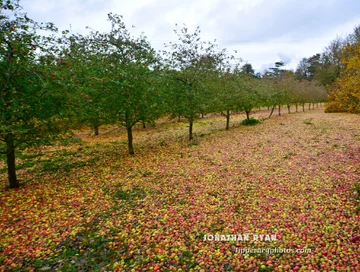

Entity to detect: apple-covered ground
[0,108,359,271]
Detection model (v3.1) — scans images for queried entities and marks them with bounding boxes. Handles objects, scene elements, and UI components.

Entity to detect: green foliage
[187,140,200,146]
[60,14,164,153]
[0,0,71,187]
[241,117,261,126]
[283,152,293,159]
[237,74,262,113]
[258,265,274,272]
[31,222,120,271]
[113,187,146,202]
[295,39,344,87]
[59,137,83,146]
[113,189,130,200]
[0,1,334,188]
[102,14,163,128]
[163,25,227,139]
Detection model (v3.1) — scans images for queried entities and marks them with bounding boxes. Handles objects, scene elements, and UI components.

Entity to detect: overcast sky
[21,0,360,72]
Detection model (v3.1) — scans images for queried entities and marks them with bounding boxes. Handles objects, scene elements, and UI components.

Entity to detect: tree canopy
[0,0,70,187]
[0,0,337,188]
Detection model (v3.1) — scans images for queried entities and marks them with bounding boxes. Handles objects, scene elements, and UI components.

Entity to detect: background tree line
[294,26,360,113]
[1,0,329,188]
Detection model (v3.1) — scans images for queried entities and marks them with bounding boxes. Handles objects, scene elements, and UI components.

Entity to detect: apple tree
[163,26,226,140]
[0,1,70,188]
[211,55,245,130]
[72,14,163,154]
[233,69,261,120]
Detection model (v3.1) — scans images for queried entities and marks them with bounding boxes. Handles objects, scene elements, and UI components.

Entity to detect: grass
[0,108,360,271]
[303,118,314,125]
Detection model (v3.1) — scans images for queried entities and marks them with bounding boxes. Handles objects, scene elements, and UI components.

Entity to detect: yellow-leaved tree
[326,42,360,113]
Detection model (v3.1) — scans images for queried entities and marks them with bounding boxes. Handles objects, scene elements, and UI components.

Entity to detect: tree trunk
[178,114,181,122]
[312,103,315,109]
[308,103,311,110]
[245,110,250,120]
[296,103,298,112]
[201,113,204,118]
[94,125,99,136]
[278,104,281,116]
[302,103,305,112]
[267,106,270,110]
[142,119,146,129]
[189,119,193,140]
[226,110,230,130]
[287,104,291,113]
[269,106,275,118]
[126,126,135,155]
[6,138,18,188]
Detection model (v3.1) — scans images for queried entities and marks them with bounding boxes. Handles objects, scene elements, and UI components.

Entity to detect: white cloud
[20,0,360,72]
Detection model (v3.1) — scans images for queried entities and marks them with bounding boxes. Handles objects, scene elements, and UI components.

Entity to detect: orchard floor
[1,108,360,271]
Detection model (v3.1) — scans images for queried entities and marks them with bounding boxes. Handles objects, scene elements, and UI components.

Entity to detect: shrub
[241,118,261,126]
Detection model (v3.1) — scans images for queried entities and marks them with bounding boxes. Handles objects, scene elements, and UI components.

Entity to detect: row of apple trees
[0,1,326,188]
